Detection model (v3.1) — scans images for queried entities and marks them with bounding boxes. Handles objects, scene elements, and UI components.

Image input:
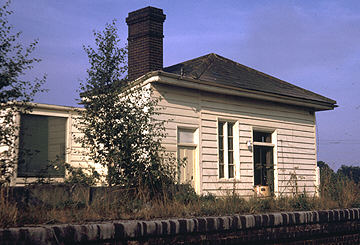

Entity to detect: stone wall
[7,185,130,207]
[1,208,360,244]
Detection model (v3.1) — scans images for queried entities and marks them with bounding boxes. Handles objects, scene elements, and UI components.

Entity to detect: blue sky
[8,0,360,170]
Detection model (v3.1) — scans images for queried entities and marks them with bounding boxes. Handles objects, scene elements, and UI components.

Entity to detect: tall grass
[319,166,360,208]
[1,174,360,228]
[0,187,17,227]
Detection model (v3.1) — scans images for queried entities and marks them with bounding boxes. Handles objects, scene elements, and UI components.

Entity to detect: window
[178,128,195,144]
[253,131,271,143]
[218,121,235,179]
[18,114,67,177]
[253,130,274,191]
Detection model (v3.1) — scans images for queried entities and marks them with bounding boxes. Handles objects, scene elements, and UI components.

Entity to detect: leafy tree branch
[0,0,46,185]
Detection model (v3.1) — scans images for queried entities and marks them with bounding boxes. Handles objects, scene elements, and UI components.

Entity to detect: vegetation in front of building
[77,20,179,194]
[1,161,360,228]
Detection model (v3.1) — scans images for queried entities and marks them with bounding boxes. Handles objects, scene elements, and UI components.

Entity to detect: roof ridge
[195,53,216,79]
[164,53,214,68]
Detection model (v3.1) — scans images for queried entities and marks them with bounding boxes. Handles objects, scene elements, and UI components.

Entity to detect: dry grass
[0,188,18,227]
[1,177,360,228]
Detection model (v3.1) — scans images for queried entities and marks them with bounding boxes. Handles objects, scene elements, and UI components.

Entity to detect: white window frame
[13,109,71,185]
[218,120,239,179]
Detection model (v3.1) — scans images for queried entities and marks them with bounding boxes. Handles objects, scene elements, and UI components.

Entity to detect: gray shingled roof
[163,53,336,106]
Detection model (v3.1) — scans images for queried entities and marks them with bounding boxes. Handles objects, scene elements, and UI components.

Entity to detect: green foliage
[63,163,100,186]
[318,161,336,199]
[78,20,176,193]
[171,183,198,204]
[0,0,46,185]
[337,165,360,184]
[318,161,360,208]
[288,193,314,210]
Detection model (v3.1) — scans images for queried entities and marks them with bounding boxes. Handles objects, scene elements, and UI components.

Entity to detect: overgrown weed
[0,187,17,228]
[1,176,360,228]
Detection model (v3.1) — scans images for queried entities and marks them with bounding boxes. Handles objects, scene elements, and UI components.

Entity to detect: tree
[337,165,360,184]
[0,0,46,185]
[78,21,176,193]
[317,161,336,196]
[317,161,360,206]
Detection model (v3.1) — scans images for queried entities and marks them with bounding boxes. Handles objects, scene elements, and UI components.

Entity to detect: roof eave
[3,101,82,112]
[137,71,337,111]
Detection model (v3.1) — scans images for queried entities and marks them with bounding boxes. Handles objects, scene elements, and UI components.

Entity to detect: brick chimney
[126,7,166,81]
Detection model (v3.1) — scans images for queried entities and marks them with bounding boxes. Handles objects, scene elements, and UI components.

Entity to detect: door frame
[176,126,199,193]
[251,127,278,196]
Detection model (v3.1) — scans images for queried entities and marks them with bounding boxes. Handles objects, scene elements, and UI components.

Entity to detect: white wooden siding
[68,114,105,179]
[12,82,318,195]
[153,83,317,196]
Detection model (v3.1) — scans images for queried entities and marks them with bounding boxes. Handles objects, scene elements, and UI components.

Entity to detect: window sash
[218,121,235,179]
[178,128,196,144]
[18,114,67,178]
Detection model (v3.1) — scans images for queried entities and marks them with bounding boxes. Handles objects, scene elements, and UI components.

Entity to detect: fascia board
[5,101,83,112]
[139,71,336,111]
[32,103,82,112]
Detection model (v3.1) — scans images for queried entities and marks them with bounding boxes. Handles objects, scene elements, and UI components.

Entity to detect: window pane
[228,137,233,150]
[18,114,66,177]
[219,164,224,178]
[218,122,224,136]
[229,165,234,178]
[228,123,233,136]
[253,131,272,143]
[219,150,224,163]
[219,136,223,150]
[178,129,195,143]
[228,150,233,164]
[218,121,224,167]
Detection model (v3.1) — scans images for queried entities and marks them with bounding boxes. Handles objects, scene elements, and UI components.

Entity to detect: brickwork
[1,208,360,244]
[126,7,166,81]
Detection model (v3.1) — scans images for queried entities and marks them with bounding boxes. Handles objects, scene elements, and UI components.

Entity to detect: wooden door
[178,146,196,187]
[254,145,274,192]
